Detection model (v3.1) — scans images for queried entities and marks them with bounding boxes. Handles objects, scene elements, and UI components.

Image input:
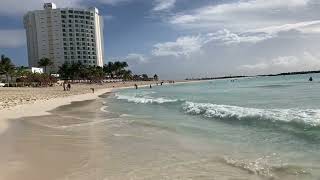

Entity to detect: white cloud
[250,20,320,34]
[208,29,273,44]
[0,29,26,48]
[152,35,204,57]
[153,0,176,11]
[169,0,313,32]
[239,52,320,74]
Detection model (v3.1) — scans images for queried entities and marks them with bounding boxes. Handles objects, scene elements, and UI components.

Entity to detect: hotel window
[63,33,66,37]
[69,33,73,36]
[77,51,81,54]
[78,56,81,59]
[69,38,73,41]
[64,56,68,59]
[69,20,72,23]
[63,43,67,46]
[68,24,72,27]
[71,56,75,59]
[84,60,87,63]
[68,10,73,13]
[75,20,79,23]
[61,11,66,14]
[69,15,74,18]
[61,15,66,18]
[62,29,66,32]
[77,47,80,50]
[62,20,66,23]
[70,47,74,50]
[64,52,67,55]
[75,24,79,28]
[93,61,96,63]
[62,24,66,27]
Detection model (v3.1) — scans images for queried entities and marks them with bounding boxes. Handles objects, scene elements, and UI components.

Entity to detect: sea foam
[115,94,178,104]
[182,101,320,127]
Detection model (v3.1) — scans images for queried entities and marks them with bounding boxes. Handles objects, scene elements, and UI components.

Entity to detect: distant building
[23,3,105,72]
[28,67,44,74]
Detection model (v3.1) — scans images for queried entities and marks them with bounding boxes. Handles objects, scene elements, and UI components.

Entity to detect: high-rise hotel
[23,3,105,72]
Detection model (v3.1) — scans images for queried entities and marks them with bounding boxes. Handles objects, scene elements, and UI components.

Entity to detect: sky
[1,0,320,79]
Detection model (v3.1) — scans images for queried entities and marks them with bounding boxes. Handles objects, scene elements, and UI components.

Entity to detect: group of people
[134,81,165,89]
[63,82,71,91]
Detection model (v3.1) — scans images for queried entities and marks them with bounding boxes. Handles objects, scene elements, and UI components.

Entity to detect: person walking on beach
[150,84,152,88]
[67,83,71,91]
[63,82,66,91]
[91,88,95,93]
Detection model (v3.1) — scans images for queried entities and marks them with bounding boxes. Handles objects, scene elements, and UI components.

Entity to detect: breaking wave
[182,102,320,127]
[114,93,320,127]
[115,94,179,104]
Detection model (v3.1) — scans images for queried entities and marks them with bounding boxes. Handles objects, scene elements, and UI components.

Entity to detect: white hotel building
[23,3,105,72]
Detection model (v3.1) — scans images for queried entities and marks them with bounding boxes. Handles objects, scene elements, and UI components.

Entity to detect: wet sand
[0,93,277,180]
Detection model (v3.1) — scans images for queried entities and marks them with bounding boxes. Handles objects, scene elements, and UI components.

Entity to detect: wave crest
[182,102,320,127]
[116,94,178,104]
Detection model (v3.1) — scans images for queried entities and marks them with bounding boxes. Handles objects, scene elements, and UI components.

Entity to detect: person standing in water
[134,84,138,89]
[150,84,152,88]
[309,77,313,82]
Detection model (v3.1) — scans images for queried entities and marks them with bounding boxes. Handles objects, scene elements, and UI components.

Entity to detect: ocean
[105,74,320,179]
[1,74,320,179]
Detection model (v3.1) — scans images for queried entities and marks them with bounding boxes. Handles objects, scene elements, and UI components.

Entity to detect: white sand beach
[0,81,162,134]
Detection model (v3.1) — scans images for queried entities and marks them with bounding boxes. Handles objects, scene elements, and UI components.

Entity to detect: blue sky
[1,0,320,79]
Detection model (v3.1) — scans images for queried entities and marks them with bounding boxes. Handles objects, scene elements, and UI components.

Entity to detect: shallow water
[0,74,320,179]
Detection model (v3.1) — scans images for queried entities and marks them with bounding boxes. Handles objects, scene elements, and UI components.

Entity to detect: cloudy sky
[1,0,320,79]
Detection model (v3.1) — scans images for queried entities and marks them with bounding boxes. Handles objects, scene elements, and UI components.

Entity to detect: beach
[0,76,319,179]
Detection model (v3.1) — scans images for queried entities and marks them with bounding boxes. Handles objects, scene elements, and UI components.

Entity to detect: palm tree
[142,74,149,81]
[38,57,53,74]
[0,55,15,83]
[153,74,159,81]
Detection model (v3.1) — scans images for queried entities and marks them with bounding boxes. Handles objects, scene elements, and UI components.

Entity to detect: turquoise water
[106,74,320,179]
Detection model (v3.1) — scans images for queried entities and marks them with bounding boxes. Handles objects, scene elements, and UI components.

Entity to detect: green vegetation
[38,57,54,74]
[0,54,159,87]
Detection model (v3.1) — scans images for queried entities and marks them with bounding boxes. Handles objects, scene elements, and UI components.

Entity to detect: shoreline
[0,87,113,134]
[0,80,197,134]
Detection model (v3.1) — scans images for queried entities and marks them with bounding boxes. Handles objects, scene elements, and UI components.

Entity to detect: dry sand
[0,81,162,134]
